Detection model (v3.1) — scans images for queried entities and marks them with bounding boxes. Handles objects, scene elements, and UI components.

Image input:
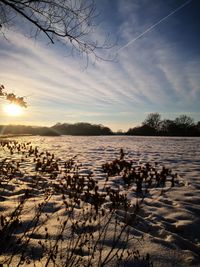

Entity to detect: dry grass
[0,140,179,266]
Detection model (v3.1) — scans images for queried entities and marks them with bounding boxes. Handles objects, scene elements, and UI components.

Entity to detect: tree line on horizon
[0,113,200,136]
[127,113,200,136]
[0,122,112,136]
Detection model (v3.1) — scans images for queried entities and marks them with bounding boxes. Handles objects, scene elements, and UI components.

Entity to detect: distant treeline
[0,114,200,136]
[51,123,113,135]
[127,113,200,137]
[0,123,113,136]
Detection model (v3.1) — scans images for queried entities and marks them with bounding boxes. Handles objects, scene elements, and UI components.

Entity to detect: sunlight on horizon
[3,103,24,117]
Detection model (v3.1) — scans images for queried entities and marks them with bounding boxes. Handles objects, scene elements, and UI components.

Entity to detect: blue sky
[0,0,200,131]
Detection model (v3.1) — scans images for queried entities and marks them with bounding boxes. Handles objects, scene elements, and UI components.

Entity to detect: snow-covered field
[0,136,200,266]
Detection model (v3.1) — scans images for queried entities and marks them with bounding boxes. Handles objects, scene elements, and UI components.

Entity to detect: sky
[0,0,200,131]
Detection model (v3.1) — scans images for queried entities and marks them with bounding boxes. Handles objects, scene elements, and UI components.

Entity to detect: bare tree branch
[0,0,114,61]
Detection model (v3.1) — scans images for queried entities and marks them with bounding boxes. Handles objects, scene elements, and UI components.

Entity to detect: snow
[0,136,200,266]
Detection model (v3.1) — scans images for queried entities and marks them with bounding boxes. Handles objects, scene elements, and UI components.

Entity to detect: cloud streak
[118,0,193,52]
[0,0,200,130]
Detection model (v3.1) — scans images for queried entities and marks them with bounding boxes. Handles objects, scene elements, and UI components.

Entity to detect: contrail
[118,0,193,52]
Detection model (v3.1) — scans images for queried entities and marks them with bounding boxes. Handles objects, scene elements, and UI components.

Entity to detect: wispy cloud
[0,0,200,130]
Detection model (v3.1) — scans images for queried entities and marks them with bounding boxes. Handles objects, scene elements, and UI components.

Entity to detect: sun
[3,103,23,116]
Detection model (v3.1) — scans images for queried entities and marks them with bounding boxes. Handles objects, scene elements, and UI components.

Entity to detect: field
[0,136,200,266]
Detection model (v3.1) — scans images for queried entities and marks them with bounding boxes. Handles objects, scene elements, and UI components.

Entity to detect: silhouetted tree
[197,121,200,131]
[0,84,27,107]
[127,124,157,136]
[0,0,112,60]
[174,115,194,128]
[51,122,113,135]
[173,115,195,136]
[127,113,200,137]
[142,113,161,133]
[159,119,175,135]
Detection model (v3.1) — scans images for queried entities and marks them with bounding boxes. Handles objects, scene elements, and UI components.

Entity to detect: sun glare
[3,103,23,116]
